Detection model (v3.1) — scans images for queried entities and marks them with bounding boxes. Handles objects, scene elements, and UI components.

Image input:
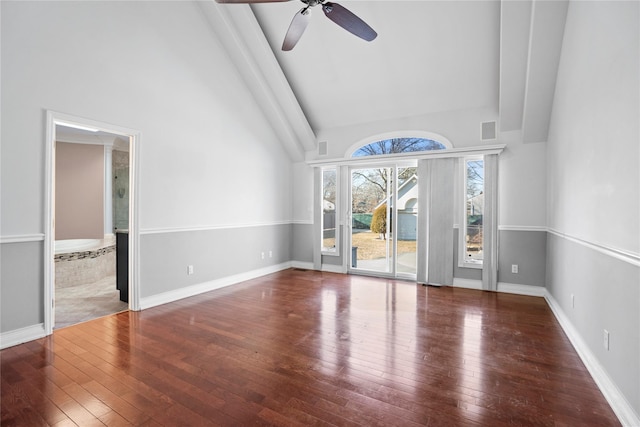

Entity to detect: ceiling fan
[215,0,377,51]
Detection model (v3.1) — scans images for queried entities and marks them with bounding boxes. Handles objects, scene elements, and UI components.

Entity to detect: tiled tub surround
[55,237,116,288]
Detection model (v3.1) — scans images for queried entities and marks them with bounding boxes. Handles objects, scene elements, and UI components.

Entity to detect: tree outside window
[464,159,484,263]
[322,168,337,253]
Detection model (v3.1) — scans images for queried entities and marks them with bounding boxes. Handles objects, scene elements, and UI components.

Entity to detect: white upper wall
[499,132,547,228]
[291,162,314,224]
[310,106,499,161]
[1,1,293,234]
[547,0,639,253]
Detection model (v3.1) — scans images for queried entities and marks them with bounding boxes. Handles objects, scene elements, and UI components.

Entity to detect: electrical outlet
[571,294,575,308]
[187,265,194,275]
[511,264,519,274]
[261,252,265,260]
[269,250,273,258]
[603,329,610,351]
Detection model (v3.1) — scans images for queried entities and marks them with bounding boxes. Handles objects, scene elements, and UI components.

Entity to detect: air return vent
[481,121,497,141]
[318,141,328,156]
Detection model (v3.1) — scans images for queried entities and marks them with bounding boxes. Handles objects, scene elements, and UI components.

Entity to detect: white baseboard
[290,261,344,274]
[453,279,546,298]
[290,261,314,270]
[0,323,46,350]
[321,264,346,274]
[497,282,546,297]
[140,262,293,310]
[544,292,640,427]
[291,262,344,274]
[452,277,483,290]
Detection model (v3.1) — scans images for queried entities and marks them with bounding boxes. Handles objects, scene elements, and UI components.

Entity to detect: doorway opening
[44,111,140,334]
[349,163,418,279]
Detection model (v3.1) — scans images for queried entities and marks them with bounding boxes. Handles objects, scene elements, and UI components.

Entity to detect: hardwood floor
[1,269,620,426]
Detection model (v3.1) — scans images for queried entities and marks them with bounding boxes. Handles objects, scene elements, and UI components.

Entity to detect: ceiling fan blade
[321,2,377,42]
[215,0,292,3]
[282,9,311,51]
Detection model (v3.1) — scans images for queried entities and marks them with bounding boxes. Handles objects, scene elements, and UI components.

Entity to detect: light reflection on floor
[319,278,420,391]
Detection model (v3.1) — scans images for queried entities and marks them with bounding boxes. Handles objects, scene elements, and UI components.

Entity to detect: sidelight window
[461,157,484,266]
[321,167,338,254]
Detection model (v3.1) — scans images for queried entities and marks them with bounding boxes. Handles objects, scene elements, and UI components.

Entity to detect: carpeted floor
[55,275,128,329]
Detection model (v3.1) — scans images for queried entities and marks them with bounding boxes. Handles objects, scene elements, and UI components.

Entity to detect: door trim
[44,110,141,334]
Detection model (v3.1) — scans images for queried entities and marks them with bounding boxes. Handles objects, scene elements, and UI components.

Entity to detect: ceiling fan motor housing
[301,0,324,7]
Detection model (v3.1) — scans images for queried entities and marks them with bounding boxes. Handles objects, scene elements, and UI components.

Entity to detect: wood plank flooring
[1,269,620,426]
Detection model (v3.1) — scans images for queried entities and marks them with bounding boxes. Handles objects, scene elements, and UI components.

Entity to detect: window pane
[352,137,446,157]
[396,167,417,276]
[465,159,484,263]
[351,167,392,273]
[322,168,337,253]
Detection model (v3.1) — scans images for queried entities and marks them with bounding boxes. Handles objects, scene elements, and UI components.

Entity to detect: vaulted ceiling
[251,1,500,131]
[200,0,568,161]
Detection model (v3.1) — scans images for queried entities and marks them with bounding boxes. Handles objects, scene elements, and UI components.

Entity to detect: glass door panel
[396,167,417,277]
[350,167,393,274]
[350,165,418,278]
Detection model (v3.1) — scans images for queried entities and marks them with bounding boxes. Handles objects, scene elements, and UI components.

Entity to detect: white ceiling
[203,0,568,160]
[251,1,500,131]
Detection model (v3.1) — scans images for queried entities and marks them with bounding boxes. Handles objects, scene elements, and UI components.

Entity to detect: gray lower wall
[454,228,546,286]
[1,241,44,332]
[291,223,313,263]
[498,230,546,286]
[140,224,291,298]
[546,232,640,416]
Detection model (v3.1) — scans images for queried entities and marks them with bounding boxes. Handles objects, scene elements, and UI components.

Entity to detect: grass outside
[325,231,416,260]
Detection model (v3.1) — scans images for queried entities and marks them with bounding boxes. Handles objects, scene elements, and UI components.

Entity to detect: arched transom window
[352,137,447,158]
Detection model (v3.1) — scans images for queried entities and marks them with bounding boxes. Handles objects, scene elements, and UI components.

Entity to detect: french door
[349,163,418,279]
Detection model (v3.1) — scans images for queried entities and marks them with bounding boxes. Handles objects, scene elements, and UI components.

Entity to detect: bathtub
[54,236,116,288]
[55,238,105,255]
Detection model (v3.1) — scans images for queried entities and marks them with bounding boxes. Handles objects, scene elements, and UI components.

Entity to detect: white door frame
[44,110,141,334]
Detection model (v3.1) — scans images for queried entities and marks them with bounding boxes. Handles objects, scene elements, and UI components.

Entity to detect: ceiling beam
[198,1,317,161]
[521,0,569,143]
[499,0,532,133]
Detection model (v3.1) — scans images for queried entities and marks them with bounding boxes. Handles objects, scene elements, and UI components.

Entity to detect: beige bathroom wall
[55,142,104,240]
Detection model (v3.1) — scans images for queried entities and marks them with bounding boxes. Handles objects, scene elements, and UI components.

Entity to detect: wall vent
[318,141,328,156]
[481,121,497,141]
